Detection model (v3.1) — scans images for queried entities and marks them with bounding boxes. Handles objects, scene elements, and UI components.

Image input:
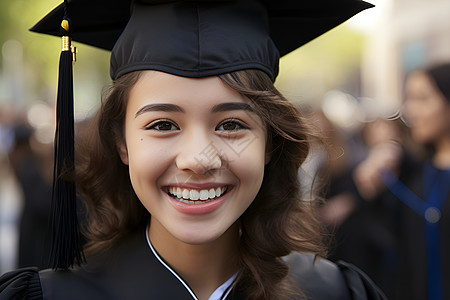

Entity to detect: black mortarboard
[32,0,373,81]
[31,0,373,269]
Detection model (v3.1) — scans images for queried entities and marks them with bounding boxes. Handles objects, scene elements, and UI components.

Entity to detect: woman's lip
[163,183,228,190]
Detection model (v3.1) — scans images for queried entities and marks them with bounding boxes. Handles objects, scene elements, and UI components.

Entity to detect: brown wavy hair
[75,69,326,299]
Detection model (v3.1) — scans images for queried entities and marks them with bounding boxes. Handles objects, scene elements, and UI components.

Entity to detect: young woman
[0,0,385,299]
[384,63,450,300]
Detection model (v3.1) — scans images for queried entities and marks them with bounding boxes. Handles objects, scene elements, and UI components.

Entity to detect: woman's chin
[173,228,226,246]
[169,220,241,246]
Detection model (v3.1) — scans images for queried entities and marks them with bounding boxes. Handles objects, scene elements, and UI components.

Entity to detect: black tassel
[49,17,85,270]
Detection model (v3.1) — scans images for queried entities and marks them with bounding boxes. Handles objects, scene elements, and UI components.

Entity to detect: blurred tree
[0,0,110,117]
[275,25,366,106]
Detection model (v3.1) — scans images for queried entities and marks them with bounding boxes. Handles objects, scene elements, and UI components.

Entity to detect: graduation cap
[31,0,373,270]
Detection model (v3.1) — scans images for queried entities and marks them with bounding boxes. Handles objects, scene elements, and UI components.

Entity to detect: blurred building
[362,0,450,111]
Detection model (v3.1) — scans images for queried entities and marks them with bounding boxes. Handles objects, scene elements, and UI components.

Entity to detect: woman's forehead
[128,71,249,108]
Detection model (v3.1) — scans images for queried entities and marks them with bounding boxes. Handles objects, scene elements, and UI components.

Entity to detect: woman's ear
[116,137,129,165]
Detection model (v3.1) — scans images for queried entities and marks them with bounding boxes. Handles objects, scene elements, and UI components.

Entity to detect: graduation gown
[390,162,450,300]
[0,230,386,300]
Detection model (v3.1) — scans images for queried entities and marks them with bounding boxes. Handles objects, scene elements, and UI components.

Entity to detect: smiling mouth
[166,186,228,204]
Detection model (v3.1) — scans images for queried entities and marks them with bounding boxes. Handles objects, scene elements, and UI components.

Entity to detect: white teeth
[190,190,199,200]
[199,190,209,200]
[168,186,228,202]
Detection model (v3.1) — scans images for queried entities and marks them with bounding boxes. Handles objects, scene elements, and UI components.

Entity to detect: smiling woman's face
[118,71,268,245]
[404,71,450,145]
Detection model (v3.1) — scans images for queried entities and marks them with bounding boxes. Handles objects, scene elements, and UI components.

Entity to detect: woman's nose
[175,131,222,174]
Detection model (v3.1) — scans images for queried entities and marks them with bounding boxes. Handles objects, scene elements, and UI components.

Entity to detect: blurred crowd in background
[1,0,450,299]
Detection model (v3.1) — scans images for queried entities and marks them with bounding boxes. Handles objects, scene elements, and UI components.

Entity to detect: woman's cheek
[228,140,266,183]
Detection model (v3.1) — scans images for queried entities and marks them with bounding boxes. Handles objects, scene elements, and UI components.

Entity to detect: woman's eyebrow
[211,102,254,113]
[135,103,185,118]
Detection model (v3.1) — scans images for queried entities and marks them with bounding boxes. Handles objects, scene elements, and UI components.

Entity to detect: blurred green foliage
[0,0,110,117]
[275,25,366,106]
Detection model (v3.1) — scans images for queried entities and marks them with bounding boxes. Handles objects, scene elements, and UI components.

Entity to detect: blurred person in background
[320,116,407,299]
[0,108,22,274]
[8,120,53,270]
[381,62,450,300]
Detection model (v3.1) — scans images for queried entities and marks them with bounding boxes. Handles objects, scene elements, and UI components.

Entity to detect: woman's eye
[216,120,248,131]
[146,120,179,131]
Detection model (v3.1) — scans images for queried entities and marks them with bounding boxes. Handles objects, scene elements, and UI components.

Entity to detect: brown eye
[222,122,237,130]
[216,120,248,131]
[147,120,179,131]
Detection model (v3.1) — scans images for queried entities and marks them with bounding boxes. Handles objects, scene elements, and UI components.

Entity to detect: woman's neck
[149,219,240,300]
[433,137,450,169]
